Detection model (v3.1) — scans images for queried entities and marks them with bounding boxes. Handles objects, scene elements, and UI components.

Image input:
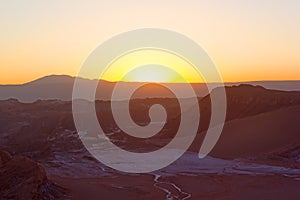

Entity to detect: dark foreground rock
[0,149,68,200]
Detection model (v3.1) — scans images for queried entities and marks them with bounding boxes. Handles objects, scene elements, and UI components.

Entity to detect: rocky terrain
[0,149,68,199]
[0,84,300,199]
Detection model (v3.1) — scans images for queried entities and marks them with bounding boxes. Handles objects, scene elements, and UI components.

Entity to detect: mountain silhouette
[0,75,299,102]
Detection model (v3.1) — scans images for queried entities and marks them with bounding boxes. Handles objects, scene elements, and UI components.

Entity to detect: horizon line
[1,74,300,86]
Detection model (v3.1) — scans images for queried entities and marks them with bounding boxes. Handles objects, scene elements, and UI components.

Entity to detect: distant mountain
[0,75,208,102]
[227,80,300,91]
[0,75,299,102]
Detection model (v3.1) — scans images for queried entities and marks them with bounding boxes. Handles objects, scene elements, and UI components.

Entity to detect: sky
[0,0,300,84]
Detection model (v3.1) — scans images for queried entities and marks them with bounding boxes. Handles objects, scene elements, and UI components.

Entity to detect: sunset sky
[1,0,300,84]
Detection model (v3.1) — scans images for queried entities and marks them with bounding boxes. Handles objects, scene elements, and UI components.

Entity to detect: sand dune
[209,105,300,159]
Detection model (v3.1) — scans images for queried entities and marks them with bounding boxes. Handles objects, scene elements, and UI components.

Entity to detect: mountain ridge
[0,75,300,102]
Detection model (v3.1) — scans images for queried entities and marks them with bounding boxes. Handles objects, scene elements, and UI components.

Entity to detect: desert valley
[0,76,300,199]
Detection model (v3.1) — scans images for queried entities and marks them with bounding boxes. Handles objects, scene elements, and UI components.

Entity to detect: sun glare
[101,49,204,83]
[122,64,186,83]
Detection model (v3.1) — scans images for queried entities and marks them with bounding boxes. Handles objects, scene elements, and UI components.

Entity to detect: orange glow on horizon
[1,1,300,84]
